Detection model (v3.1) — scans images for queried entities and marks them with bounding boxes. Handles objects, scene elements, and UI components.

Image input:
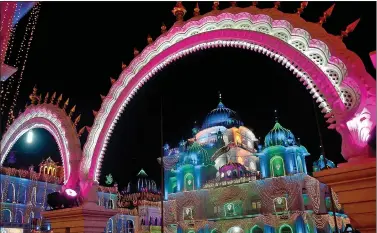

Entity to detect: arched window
[7,183,15,203]
[1,209,12,222]
[227,227,244,233]
[297,156,304,173]
[279,225,293,233]
[106,219,113,233]
[184,173,194,191]
[15,210,23,223]
[270,156,285,177]
[28,211,34,223]
[31,187,37,205]
[18,185,27,204]
[126,220,134,233]
[251,225,263,233]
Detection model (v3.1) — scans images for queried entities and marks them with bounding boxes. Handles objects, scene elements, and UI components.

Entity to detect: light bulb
[26,130,33,144]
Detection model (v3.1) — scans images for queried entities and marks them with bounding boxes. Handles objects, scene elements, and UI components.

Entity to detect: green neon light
[278,224,293,233]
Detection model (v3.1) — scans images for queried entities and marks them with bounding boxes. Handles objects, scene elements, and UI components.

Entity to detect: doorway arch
[0,104,82,187]
[270,156,285,177]
[184,173,195,191]
[80,7,376,193]
[250,225,263,233]
[279,224,293,233]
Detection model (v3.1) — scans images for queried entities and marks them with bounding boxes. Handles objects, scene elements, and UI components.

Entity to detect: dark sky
[7,2,376,190]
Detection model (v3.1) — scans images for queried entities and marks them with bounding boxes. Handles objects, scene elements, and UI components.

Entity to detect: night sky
[6,2,376,190]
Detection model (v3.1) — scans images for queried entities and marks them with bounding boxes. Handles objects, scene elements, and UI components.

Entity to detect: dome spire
[274,109,279,123]
[137,168,148,177]
[217,91,225,108]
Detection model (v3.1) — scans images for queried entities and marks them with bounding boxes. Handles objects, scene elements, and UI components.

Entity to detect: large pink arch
[81,8,376,189]
[0,104,82,188]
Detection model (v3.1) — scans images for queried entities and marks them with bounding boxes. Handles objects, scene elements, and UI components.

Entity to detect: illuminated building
[161,96,350,233]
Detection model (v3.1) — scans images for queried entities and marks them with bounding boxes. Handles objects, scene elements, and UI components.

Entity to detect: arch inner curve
[0,104,82,186]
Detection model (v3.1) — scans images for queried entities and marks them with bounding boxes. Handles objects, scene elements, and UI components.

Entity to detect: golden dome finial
[274,1,280,9]
[193,2,200,16]
[340,18,360,40]
[318,4,335,26]
[297,2,308,15]
[69,105,76,118]
[78,126,86,137]
[110,77,116,85]
[172,2,186,22]
[74,114,81,127]
[161,22,167,34]
[29,85,38,105]
[38,94,42,104]
[44,92,49,104]
[63,98,69,110]
[147,34,153,44]
[212,2,219,11]
[57,94,63,106]
[50,92,57,104]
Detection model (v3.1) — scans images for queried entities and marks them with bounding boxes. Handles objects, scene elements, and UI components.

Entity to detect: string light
[1,2,31,114]
[7,2,41,129]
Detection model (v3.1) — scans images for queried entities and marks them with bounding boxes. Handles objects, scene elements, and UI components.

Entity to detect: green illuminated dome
[264,122,297,147]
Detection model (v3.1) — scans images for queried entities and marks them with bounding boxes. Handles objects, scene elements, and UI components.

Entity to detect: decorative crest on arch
[1,87,85,187]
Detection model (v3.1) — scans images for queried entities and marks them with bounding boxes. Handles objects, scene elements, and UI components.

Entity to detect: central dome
[202,95,244,130]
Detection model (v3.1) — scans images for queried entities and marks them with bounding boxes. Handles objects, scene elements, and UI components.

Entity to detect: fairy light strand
[1,3,36,115]
[6,3,41,128]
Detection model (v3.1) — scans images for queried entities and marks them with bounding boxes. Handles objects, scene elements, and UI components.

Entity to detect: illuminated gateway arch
[1,3,375,195]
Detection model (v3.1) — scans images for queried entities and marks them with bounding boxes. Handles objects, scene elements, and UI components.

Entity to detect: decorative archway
[250,225,263,233]
[270,156,285,177]
[80,6,375,191]
[1,209,12,222]
[0,103,82,188]
[279,224,293,233]
[184,173,195,191]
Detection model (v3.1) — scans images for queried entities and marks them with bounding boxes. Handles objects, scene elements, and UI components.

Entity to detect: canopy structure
[0,2,36,81]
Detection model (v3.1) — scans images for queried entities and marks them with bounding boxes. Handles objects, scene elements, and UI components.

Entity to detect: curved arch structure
[0,104,82,188]
[81,7,376,189]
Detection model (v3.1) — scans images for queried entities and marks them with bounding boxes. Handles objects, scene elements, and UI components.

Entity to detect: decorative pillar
[42,204,117,233]
[313,159,376,233]
[42,183,117,233]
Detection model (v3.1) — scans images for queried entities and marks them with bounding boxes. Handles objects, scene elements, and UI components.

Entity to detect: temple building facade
[161,97,350,233]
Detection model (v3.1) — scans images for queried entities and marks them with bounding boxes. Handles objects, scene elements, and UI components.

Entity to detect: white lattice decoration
[291,40,307,52]
[256,26,270,34]
[326,69,341,86]
[274,32,289,42]
[308,53,324,66]
[340,87,356,110]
